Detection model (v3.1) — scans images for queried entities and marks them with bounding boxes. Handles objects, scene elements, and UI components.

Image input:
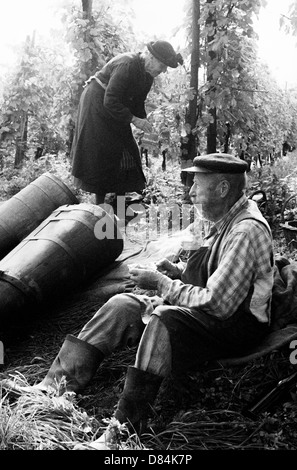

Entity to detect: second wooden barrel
[0,203,123,329]
[0,172,79,259]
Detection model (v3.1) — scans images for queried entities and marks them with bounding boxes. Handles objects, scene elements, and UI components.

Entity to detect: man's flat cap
[182,153,248,174]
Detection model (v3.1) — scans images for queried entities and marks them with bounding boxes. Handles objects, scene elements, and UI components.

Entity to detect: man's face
[189,173,222,220]
[146,56,168,77]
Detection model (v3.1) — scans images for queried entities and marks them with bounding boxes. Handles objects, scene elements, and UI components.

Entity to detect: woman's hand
[131,116,153,133]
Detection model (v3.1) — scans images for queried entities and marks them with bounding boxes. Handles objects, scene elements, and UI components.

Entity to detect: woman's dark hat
[182,153,248,174]
[147,41,183,68]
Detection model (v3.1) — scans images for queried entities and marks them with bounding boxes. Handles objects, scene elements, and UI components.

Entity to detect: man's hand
[155,258,181,279]
[129,267,162,290]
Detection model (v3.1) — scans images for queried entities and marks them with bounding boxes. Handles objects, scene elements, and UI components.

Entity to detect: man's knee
[78,292,145,352]
[153,304,179,322]
[102,293,144,323]
[105,293,133,308]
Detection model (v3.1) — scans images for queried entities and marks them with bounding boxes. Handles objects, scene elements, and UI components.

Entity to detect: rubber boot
[114,366,163,435]
[38,334,104,394]
[72,366,163,450]
[1,334,104,397]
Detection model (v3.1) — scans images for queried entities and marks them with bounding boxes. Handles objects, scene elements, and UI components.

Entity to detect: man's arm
[156,221,273,319]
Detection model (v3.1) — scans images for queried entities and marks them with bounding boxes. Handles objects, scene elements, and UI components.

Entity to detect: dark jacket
[71,52,153,194]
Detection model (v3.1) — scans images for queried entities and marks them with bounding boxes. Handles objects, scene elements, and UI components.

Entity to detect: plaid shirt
[157,195,274,322]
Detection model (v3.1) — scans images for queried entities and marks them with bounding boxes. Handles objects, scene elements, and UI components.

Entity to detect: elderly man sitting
[2,153,274,450]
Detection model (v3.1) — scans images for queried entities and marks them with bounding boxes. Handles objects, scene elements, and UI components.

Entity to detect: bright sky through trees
[254,0,297,88]
[0,0,296,87]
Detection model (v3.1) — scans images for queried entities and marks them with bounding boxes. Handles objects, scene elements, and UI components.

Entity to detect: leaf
[89,28,99,36]
[0,126,10,134]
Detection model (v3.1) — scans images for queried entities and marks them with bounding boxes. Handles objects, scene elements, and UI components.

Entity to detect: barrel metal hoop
[9,196,44,230]
[50,214,96,232]
[23,236,87,277]
[40,174,78,203]
[0,218,19,239]
[31,211,100,236]
[10,176,77,216]
[26,183,75,207]
[0,270,41,302]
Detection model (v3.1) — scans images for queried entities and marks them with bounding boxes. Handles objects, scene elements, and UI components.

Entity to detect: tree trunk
[14,111,28,167]
[223,122,231,153]
[81,0,96,78]
[182,0,201,193]
[187,0,200,161]
[82,0,93,19]
[68,0,95,157]
[206,0,217,154]
[207,108,217,153]
[14,34,34,167]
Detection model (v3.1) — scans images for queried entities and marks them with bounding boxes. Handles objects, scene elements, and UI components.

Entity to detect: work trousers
[78,292,269,377]
[78,293,172,377]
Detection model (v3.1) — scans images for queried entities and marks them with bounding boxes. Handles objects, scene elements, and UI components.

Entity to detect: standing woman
[70,40,183,215]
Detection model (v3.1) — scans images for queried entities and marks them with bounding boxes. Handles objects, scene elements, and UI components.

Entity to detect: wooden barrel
[0,203,123,329]
[0,172,79,259]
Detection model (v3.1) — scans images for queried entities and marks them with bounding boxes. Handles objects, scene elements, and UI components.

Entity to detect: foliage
[0,382,99,450]
[181,0,297,155]
[0,0,297,170]
[0,30,78,162]
[280,0,297,36]
[0,0,139,166]
[248,167,291,227]
[0,40,57,155]
[142,66,189,160]
[0,151,76,201]
[63,1,137,97]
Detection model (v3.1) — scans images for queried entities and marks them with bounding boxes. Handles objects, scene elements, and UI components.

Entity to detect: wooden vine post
[206,0,217,154]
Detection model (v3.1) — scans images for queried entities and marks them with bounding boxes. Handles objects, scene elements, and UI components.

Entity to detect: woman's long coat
[71,52,154,195]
